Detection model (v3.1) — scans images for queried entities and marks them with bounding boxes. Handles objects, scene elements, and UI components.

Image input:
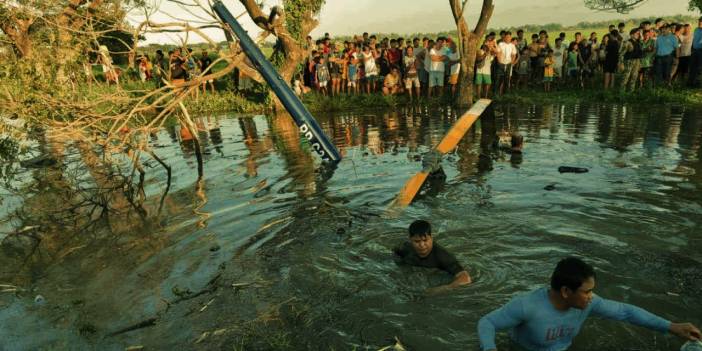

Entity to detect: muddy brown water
[0,103,701,350]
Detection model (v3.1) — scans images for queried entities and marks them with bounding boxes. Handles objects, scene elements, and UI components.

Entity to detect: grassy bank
[494,85,702,107]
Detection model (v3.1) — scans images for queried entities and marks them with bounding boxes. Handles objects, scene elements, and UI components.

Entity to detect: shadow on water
[1,103,701,350]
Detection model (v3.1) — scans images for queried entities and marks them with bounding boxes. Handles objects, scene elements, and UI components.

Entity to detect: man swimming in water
[393,220,472,294]
[478,257,701,351]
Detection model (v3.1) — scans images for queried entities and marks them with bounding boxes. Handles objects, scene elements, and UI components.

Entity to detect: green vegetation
[495,85,702,107]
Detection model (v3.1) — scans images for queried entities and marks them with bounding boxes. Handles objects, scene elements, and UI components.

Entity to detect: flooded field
[1,102,701,350]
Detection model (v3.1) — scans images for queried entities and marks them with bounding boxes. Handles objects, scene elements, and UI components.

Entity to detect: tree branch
[473,0,494,37]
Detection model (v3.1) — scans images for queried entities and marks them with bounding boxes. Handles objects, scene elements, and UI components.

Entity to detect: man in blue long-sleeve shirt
[478,257,700,351]
[655,24,680,86]
[688,16,702,87]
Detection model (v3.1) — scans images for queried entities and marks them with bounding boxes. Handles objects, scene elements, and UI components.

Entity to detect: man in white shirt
[428,40,446,97]
[553,38,566,81]
[495,31,517,96]
[677,24,693,81]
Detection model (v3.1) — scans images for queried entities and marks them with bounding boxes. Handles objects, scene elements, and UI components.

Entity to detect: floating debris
[558,166,589,174]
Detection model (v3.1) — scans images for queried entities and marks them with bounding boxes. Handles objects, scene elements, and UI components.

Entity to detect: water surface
[1,103,701,350]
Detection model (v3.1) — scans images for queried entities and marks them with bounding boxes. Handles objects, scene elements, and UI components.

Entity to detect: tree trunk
[458,36,479,106]
[449,0,494,107]
[237,0,319,111]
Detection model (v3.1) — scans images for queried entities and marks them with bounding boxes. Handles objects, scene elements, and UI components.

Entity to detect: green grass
[495,84,702,106]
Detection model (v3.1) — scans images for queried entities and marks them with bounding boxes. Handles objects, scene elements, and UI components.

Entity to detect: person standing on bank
[687,16,702,88]
[478,257,701,351]
[393,220,472,294]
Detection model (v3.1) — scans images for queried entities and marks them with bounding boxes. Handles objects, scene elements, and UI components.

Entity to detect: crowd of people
[102,47,216,94]
[297,32,461,100]
[299,16,702,100]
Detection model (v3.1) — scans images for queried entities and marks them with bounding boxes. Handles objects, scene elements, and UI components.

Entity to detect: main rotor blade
[392,99,491,208]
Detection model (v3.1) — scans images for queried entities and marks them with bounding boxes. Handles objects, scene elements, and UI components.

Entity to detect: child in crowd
[516,48,530,89]
[383,67,401,95]
[347,58,358,95]
[315,56,330,96]
[566,42,580,87]
[543,49,555,92]
[403,46,421,100]
[475,44,494,99]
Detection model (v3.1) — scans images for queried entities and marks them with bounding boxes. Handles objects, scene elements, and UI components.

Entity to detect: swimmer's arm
[426,270,472,295]
[590,295,671,332]
[478,297,527,351]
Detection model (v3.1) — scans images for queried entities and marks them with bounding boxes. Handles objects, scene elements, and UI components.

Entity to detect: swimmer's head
[511,133,524,150]
[408,220,433,258]
[409,220,431,237]
[551,257,596,309]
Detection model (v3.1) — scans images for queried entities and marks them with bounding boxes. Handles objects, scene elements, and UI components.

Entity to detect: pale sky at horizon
[131,0,695,45]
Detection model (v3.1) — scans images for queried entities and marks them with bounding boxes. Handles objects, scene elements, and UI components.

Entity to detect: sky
[131,0,695,45]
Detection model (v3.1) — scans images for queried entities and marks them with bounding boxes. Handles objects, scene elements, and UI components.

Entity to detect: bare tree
[583,0,649,13]
[237,0,324,108]
[449,0,494,107]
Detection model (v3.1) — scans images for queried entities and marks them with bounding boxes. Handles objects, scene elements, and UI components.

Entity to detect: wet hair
[550,257,596,292]
[511,134,524,148]
[408,220,432,237]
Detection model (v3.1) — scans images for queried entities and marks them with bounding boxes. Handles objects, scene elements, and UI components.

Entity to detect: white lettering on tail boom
[299,124,331,162]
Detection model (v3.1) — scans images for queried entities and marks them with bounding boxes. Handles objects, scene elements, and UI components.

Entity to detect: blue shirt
[693,28,702,50]
[478,287,671,351]
[656,34,679,56]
